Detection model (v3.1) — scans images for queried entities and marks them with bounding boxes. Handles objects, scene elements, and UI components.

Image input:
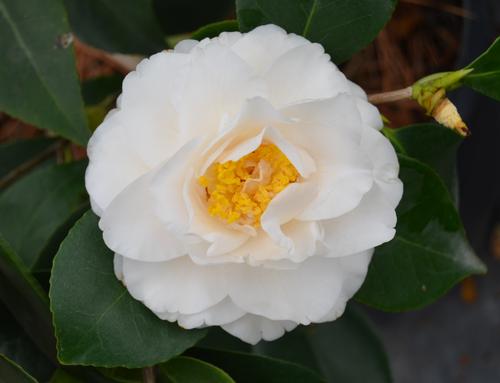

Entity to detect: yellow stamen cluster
[199,143,299,227]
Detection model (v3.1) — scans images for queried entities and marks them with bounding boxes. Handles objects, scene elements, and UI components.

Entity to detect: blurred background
[1,0,499,381]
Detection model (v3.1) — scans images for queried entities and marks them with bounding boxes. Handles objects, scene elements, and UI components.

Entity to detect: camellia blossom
[86,25,403,344]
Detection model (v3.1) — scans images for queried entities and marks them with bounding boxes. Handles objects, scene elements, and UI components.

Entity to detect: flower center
[199,143,299,227]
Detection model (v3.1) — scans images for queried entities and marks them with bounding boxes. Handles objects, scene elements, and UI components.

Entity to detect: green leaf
[0,303,55,381]
[386,123,462,198]
[188,349,325,383]
[0,0,89,146]
[0,161,88,271]
[63,0,165,54]
[159,356,235,383]
[191,20,239,41]
[82,75,123,106]
[50,211,206,367]
[49,369,85,383]
[0,354,38,383]
[0,236,57,363]
[254,305,391,383]
[0,138,56,181]
[236,0,397,63]
[356,155,486,311]
[464,37,500,101]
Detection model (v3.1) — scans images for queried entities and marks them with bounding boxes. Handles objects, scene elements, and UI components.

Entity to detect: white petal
[177,41,266,140]
[265,43,351,107]
[228,257,344,324]
[318,250,373,322]
[261,183,317,250]
[159,297,246,329]
[362,127,403,207]
[356,98,383,131]
[99,170,185,262]
[230,24,308,75]
[321,185,397,257]
[86,52,189,213]
[222,314,297,345]
[120,256,229,315]
[174,39,198,53]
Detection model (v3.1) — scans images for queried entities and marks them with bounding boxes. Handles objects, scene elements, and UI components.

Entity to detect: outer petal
[222,314,297,345]
[230,24,308,75]
[86,51,189,213]
[99,169,185,262]
[120,255,229,315]
[321,185,396,257]
[264,43,352,107]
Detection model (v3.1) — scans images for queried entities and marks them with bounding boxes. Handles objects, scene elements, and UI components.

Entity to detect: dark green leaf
[0,236,57,363]
[0,161,88,270]
[236,0,397,63]
[64,0,165,54]
[0,354,38,383]
[0,303,55,381]
[188,349,325,383]
[356,155,486,311]
[153,0,233,35]
[82,75,123,106]
[97,367,142,383]
[159,356,235,383]
[386,123,462,198]
[254,305,391,383]
[0,138,56,181]
[0,0,89,145]
[191,20,239,41]
[49,369,85,383]
[464,37,500,101]
[50,211,206,367]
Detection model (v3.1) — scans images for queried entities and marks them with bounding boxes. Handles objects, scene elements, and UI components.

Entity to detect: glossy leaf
[254,305,391,383]
[464,37,500,101]
[0,138,56,181]
[50,211,206,367]
[191,20,239,41]
[385,123,462,197]
[236,0,397,63]
[0,236,57,363]
[81,75,123,106]
[0,0,89,145]
[153,0,233,35]
[49,370,86,383]
[0,161,87,270]
[0,354,38,383]
[64,0,165,54]
[0,303,55,381]
[188,349,325,383]
[356,155,486,311]
[159,356,235,383]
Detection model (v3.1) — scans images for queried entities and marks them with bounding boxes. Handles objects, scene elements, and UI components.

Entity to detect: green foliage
[50,211,207,368]
[63,0,165,54]
[0,0,89,145]
[189,349,326,383]
[0,138,56,181]
[0,354,38,383]
[0,236,57,364]
[191,20,239,41]
[236,0,397,63]
[464,37,500,101]
[254,305,391,383]
[0,303,55,381]
[159,356,235,383]
[0,161,88,271]
[356,155,486,311]
[384,123,462,198]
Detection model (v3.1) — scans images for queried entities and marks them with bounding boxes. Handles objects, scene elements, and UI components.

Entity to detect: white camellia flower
[86,25,403,344]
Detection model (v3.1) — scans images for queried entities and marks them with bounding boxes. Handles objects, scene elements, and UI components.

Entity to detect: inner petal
[199,143,299,227]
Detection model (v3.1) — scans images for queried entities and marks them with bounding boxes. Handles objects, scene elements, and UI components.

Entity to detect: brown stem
[143,367,156,383]
[0,141,62,189]
[367,87,413,105]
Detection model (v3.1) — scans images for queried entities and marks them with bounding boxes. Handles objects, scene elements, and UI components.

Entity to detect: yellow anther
[198,143,299,227]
